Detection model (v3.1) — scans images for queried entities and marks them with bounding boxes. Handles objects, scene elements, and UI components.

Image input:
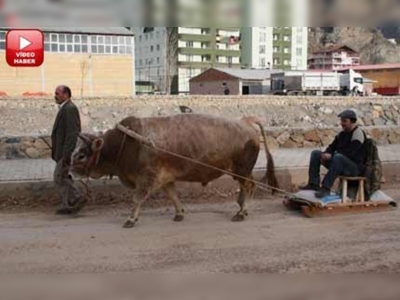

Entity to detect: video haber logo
[6,29,44,67]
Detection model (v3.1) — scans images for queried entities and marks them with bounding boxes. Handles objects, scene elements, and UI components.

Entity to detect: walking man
[299,110,367,198]
[52,85,86,214]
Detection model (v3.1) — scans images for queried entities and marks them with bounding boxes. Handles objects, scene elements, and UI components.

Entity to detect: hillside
[309,27,400,64]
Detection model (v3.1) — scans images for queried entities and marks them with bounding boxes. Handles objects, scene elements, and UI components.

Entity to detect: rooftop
[312,45,358,55]
[215,68,282,80]
[0,27,134,36]
[338,63,400,71]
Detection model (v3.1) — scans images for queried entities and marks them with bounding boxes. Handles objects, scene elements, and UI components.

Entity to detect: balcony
[179,34,212,42]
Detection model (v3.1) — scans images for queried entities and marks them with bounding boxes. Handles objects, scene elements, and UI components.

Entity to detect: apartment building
[241,0,308,70]
[308,45,361,70]
[133,27,241,95]
[241,27,308,71]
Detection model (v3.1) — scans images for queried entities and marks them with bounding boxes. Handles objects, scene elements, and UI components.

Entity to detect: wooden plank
[301,202,396,218]
[339,176,366,181]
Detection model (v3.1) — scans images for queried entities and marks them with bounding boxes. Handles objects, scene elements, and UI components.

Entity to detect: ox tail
[244,118,278,194]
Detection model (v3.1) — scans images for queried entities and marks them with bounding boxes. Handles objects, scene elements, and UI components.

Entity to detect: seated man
[299,110,367,198]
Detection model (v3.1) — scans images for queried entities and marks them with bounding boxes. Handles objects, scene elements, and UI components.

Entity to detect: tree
[164,27,179,95]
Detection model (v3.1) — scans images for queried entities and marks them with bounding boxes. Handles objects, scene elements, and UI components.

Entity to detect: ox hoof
[174,215,184,222]
[123,219,137,228]
[231,213,246,222]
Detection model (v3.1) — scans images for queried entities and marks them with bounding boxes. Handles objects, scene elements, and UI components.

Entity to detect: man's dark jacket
[51,101,81,163]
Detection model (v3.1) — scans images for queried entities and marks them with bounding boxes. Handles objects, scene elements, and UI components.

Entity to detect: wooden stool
[339,177,366,204]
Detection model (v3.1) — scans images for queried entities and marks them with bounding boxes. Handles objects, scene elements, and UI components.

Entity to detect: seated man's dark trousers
[309,150,360,190]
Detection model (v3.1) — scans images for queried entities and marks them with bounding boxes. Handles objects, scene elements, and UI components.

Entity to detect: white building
[241,27,308,71]
[133,27,241,94]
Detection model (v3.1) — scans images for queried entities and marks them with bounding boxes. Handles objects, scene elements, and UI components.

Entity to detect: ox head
[71,133,105,178]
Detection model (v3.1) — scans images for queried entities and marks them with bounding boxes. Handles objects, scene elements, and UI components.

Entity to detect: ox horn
[78,133,91,144]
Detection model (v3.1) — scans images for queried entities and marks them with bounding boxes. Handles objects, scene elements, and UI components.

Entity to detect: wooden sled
[284,177,398,218]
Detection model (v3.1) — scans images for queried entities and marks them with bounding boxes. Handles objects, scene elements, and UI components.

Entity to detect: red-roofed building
[308,45,361,71]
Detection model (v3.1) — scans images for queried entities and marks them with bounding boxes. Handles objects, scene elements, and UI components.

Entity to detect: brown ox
[71,114,278,228]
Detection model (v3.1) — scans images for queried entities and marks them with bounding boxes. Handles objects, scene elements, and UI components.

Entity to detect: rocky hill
[309,27,400,64]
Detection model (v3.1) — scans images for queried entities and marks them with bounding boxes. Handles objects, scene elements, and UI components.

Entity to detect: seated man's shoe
[315,187,331,199]
[56,207,73,215]
[298,183,320,191]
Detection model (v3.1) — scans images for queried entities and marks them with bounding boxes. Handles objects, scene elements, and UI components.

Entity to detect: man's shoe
[70,197,88,215]
[298,183,320,191]
[55,207,73,215]
[315,187,331,199]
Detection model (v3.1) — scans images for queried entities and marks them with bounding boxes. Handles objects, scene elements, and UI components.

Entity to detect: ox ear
[91,138,104,152]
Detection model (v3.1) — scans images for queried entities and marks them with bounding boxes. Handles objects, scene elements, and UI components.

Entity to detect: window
[151,45,154,52]
[259,45,266,54]
[297,35,303,43]
[296,48,303,56]
[284,35,290,42]
[273,46,279,53]
[284,47,289,53]
[284,59,290,65]
[273,34,279,41]
[187,41,193,48]
[42,32,132,55]
[156,44,161,51]
[157,57,160,64]
[0,31,5,50]
[260,58,266,67]
[259,32,266,43]
[202,55,211,62]
[274,58,280,65]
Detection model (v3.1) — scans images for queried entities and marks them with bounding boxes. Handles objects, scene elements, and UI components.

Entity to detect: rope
[115,125,298,199]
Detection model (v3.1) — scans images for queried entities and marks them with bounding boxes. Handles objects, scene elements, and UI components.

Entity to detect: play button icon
[19,36,32,50]
[6,29,44,67]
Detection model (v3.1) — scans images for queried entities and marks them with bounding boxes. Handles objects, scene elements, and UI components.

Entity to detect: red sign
[6,29,44,67]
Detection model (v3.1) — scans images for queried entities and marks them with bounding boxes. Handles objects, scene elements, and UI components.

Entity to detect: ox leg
[123,189,150,228]
[232,177,255,222]
[164,183,185,222]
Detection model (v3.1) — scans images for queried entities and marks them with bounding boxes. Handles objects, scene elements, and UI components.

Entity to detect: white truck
[271,69,364,96]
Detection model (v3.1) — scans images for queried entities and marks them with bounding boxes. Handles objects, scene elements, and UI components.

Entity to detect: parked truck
[271,69,364,96]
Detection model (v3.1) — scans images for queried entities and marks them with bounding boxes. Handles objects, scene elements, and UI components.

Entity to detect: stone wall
[2,126,400,160]
[2,96,400,159]
[1,96,400,136]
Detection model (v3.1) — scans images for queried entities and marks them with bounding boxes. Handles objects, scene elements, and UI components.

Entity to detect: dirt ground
[1,188,400,274]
